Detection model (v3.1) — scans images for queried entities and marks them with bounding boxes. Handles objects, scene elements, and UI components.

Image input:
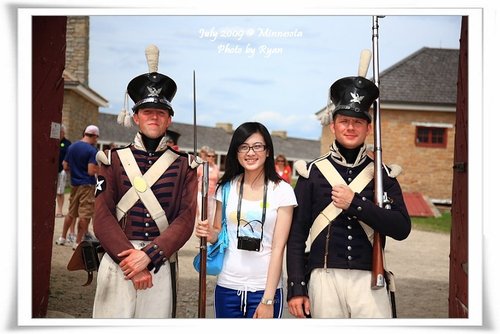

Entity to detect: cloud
[89,14,462,140]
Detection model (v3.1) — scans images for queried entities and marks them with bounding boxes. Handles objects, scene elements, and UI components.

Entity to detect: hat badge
[350,92,364,104]
[147,86,162,97]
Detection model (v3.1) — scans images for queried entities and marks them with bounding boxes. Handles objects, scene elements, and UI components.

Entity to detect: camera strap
[236,175,268,240]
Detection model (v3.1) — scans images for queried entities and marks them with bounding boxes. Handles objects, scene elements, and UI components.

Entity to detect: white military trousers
[93,240,172,318]
[308,268,391,318]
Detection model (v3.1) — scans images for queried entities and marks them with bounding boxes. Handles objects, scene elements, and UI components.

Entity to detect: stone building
[97,113,321,180]
[63,16,108,141]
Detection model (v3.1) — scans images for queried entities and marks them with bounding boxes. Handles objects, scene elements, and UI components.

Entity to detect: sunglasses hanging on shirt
[236,175,267,252]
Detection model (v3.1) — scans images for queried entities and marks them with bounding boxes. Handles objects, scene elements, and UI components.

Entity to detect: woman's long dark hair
[217,122,281,191]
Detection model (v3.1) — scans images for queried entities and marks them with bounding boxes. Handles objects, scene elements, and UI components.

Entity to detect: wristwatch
[261,298,275,305]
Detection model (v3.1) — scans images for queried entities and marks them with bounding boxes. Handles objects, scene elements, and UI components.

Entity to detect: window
[415,126,447,148]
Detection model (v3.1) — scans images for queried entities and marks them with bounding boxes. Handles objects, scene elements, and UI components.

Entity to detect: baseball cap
[84,125,100,136]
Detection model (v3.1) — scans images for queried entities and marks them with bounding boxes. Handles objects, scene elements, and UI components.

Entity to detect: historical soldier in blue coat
[286,76,411,318]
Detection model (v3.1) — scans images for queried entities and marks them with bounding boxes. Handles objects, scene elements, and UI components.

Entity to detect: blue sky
[89,15,462,140]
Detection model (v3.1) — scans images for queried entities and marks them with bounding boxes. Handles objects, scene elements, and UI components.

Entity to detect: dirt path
[47,196,450,318]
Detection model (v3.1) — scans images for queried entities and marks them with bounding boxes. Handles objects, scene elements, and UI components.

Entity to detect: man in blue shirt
[56,125,99,249]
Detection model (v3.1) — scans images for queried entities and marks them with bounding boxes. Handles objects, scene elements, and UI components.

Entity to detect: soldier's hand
[288,296,311,318]
[130,268,153,290]
[118,248,151,279]
[332,184,354,210]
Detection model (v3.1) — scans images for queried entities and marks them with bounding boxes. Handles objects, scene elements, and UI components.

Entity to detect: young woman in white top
[195,122,297,318]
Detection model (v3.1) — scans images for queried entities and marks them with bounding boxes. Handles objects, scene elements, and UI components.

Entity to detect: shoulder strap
[116,148,179,232]
[314,159,393,284]
[310,159,374,244]
[295,151,330,179]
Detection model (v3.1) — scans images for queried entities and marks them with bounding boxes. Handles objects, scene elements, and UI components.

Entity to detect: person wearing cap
[56,125,100,249]
[286,76,411,318]
[92,47,199,319]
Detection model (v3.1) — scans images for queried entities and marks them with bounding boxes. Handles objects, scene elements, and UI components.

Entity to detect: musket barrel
[194,70,208,317]
[193,71,197,154]
[371,15,386,289]
[372,15,384,207]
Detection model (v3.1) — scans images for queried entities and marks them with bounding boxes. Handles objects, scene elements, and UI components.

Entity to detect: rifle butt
[197,237,207,318]
[371,232,385,289]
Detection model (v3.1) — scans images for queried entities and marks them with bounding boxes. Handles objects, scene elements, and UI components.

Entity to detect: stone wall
[62,16,100,142]
[62,91,99,141]
[65,17,89,85]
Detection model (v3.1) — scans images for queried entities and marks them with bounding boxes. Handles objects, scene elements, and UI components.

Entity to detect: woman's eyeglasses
[237,142,266,153]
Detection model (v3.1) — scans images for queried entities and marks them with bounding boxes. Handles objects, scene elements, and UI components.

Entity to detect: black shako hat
[126,45,177,115]
[330,76,379,123]
[127,72,177,115]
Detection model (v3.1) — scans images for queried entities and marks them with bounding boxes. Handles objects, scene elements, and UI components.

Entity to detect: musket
[370,15,386,291]
[194,70,209,318]
[355,21,385,290]
[370,15,397,317]
[198,152,209,318]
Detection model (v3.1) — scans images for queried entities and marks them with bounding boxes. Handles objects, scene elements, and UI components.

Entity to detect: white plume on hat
[145,44,159,73]
[118,44,161,128]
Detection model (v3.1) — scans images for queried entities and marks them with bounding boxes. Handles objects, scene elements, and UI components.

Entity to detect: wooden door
[449,16,468,318]
[32,16,67,318]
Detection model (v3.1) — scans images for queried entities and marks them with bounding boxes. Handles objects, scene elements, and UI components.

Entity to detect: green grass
[411,211,451,234]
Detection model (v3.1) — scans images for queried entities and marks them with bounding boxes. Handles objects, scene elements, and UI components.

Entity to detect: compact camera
[237,236,261,252]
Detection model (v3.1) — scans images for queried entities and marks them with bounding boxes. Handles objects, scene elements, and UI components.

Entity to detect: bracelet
[260,298,275,305]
